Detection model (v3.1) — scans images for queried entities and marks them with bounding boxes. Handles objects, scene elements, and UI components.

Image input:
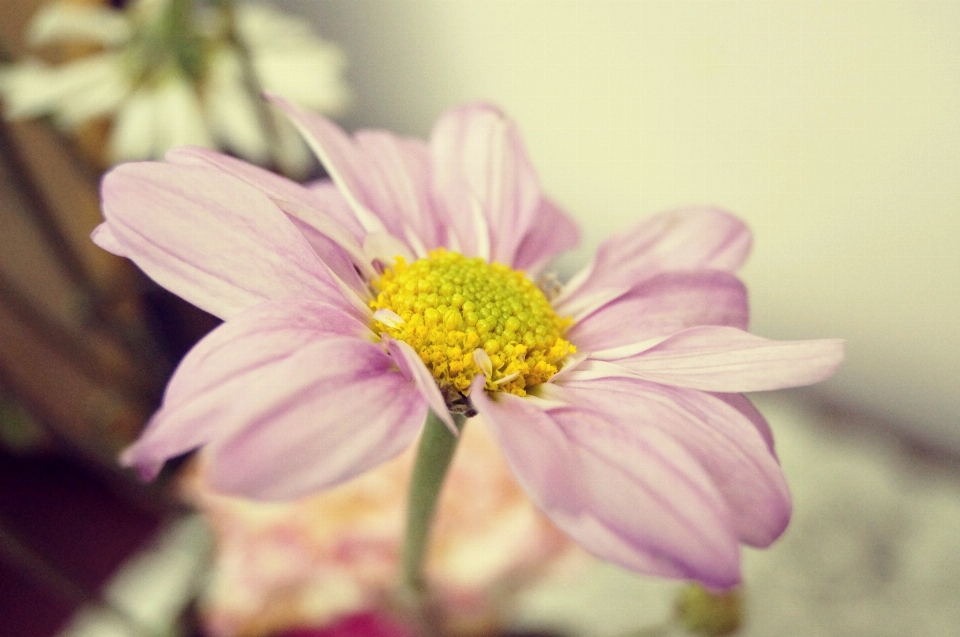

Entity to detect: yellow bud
[367,248,575,397]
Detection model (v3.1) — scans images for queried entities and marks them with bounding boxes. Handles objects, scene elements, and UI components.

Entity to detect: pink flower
[96,99,843,589]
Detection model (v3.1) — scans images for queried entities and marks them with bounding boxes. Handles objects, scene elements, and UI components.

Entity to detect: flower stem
[400,410,465,599]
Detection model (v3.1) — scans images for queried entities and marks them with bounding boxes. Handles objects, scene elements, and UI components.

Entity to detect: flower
[0,0,349,174]
[95,98,844,588]
[183,418,571,637]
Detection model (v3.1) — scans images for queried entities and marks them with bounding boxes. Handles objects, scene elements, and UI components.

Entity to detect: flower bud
[674,583,743,636]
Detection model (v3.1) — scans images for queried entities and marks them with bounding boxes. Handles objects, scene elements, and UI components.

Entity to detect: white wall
[277,0,960,450]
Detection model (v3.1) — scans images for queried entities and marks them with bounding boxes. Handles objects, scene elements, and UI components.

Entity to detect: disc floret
[370,249,575,398]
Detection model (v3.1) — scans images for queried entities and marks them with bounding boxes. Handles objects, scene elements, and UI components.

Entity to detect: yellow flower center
[370,249,575,399]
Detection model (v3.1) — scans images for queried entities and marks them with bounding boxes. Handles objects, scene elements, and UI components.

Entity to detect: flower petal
[271,95,448,254]
[163,145,312,212]
[512,197,581,276]
[237,4,351,115]
[165,146,373,288]
[267,94,388,235]
[471,377,741,587]
[206,337,426,500]
[589,326,845,392]
[305,180,368,240]
[49,56,129,127]
[0,54,128,127]
[120,299,372,480]
[156,77,215,150]
[353,130,446,250]
[255,47,351,115]
[97,161,349,319]
[89,223,124,256]
[108,86,159,162]
[386,338,456,432]
[27,2,131,47]
[567,271,748,352]
[429,104,541,264]
[0,60,58,118]
[281,209,370,296]
[166,147,366,242]
[555,208,752,317]
[711,392,775,453]
[110,76,214,162]
[203,48,270,165]
[556,376,791,547]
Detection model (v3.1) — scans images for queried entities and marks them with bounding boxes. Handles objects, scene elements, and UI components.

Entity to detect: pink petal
[263,196,372,298]
[98,161,347,319]
[90,222,124,255]
[386,338,456,432]
[166,146,366,241]
[471,377,742,587]
[206,336,427,500]
[567,271,749,353]
[271,96,449,255]
[163,149,374,296]
[281,211,369,296]
[429,103,541,264]
[305,180,367,241]
[555,208,752,318]
[591,326,845,392]
[512,197,581,276]
[266,94,390,234]
[120,299,373,479]
[556,376,791,547]
[711,392,775,454]
[354,130,446,250]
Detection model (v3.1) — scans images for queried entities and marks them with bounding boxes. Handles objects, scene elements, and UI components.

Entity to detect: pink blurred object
[276,611,414,637]
[182,418,573,637]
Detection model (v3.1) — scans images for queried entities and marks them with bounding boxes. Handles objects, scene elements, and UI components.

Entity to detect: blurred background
[1,1,959,636]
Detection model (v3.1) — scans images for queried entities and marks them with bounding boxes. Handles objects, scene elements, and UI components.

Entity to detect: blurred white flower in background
[0,0,350,176]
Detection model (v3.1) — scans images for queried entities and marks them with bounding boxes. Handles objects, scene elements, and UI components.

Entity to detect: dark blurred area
[0,3,216,635]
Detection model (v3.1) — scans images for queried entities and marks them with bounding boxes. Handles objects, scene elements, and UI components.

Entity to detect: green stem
[166,0,193,24]
[401,410,465,596]
[155,0,194,47]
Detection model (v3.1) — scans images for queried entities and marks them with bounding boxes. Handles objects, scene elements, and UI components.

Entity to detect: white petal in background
[110,73,214,163]
[49,54,131,127]
[0,60,62,118]
[234,2,351,175]
[254,46,350,115]
[157,75,216,152]
[204,47,271,165]
[26,2,132,47]
[204,40,344,176]
[109,86,159,163]
[1,0,349,171]
[0,54,128,127]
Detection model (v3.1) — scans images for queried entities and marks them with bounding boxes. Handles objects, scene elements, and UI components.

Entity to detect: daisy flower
[95,98,843,589]
[0,0,349,174]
